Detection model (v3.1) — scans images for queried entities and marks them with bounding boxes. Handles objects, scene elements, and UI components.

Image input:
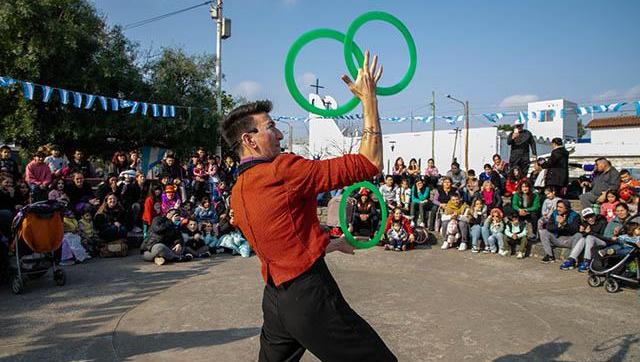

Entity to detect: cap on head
[581,208,595,218]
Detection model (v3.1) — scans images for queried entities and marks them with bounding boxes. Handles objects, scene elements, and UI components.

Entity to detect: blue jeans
[486,233,503,251]
[470,224,483,248]
[99,225,128,242]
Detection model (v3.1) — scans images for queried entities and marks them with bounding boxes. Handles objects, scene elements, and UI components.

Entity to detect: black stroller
[587,213,639,293]
[9,200,66,294]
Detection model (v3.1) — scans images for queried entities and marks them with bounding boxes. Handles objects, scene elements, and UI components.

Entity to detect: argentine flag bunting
[130,101,139,114]
[110,98,119,111]
[41,85,53,102]
[58,89,69,104]
[98,96,108,111]
[635,101,640,116]
[72,92,83,108]
[152,104,160,117]
[141,103,149,116]
[84,94,96,109]
[606,102,626,112]
[21,82,34,100]
[0,76,16,87]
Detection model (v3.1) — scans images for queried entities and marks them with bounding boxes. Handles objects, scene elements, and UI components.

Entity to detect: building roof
[586,115,640,129]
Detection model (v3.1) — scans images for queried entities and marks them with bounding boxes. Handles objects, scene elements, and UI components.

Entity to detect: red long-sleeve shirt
[230,153,379,286]
[25,161,52,186]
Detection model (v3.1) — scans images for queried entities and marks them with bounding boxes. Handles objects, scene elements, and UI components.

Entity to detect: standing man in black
[540,137,569,195]
[507,122,537,174]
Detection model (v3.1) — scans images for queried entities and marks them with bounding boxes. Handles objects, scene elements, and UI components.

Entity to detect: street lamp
[446,94,470,172]
[211,1,231,156]
[277,120,293,153]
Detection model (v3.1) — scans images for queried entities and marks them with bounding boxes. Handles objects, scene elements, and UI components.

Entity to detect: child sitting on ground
[443,214,461,249]
[78,208,100,257]
[217,209,252,257]
[600,190,620,223]
[194,197,218,224]
[483,208,505,253]
[201,221,223,254]
[60,210,90,265]
[385,220,408,251]
[503,212,528,258]
[538,186,560,233]
[181,218,211,258]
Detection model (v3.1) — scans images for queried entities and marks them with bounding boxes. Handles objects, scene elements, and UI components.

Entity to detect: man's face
[1,179,13,189]
[52,150,61,157]
[596,160,607,172]
[165,157,175,166]
[385,177,394,187]
[74,151,83,160]
[556,203,567,215]
[34,155,44,163]
[247,113,283,160]
[136,174,145,184]
[585,215,596,225]
[0,149,10,159]
[484,166,492,174]
[197,149,205,157]
[451,196,461,207]
[621,173,631,183]
[451,165,459,174]
[73,174,84,186]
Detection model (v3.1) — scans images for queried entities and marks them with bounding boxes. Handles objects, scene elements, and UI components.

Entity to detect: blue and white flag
[129,101,139,114]
[84,94,96,109]
[21,82,34,100]
[385,117,406,123]
[110,98,119,111]
[169,105,176,117]
[606,102,626,112]
[152,104,160,117]
[120,99,134,109]
[517,111,528,124]
[443,116,460,124]
[41,85,54,102]
[162,105,169,117]
[58,89,69,104]
[592,104,607,113]
[72,92,83,108]
[577,106,592,115]
[635,101,640,116]
[0,76,16,87]
[140,103,149,116]
[98,96,108,111]
[483,113,504,123]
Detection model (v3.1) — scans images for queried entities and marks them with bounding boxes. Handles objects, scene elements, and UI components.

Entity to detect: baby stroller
[9,200,66,294]
[587,213,639,293]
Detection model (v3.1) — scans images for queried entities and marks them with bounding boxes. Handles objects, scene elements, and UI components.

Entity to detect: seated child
[538,187,560,232]
[60,210,90,265]
[200,221,223,254]
[181,218,211,258]
[217,209,252,257]
[482,208,505,253]
[442,214,461,250]
[598,222,640,258]
[194,198,218,224]
[78,208,101,256]
[385,220,408,251]
[600,190,620,223]
[503,212,528,258]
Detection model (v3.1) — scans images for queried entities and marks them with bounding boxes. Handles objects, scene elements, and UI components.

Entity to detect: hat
[513,121,524,127]
[119,170,136,179]
[164,185,176,193]
[359,187,370,196]
[581,208,596,218]
[490,208,503,218]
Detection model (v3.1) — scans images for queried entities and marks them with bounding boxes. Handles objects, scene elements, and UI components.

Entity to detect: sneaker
[410,221,415,228]
[198,251,212,258]
[560,258,576,270]
[541,255,556,264]
[490,248,498,254]
[578,260,591,273]
[441,242,449,250]
[516,252,524,259]
[419,222,425,228]
[384,244,392,251]
[499,249,509,257]
[59,259,75,266]
[598,248,616,258]
[215,247,225,254]
[482,248,491,254]
[182,253,194,262]
[471,247,479,253]
[458,243,467,251]
[394,247,401,251]
[154,256,166,266]
[132,226,143,233]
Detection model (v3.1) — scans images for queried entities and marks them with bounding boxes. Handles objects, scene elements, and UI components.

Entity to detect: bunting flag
[636,101,640,116]
[41,85,54,102]
[110,98,119,111]
[84,94,96,109]
[21,82,34,100]
[58,89,69,105]
[606,102,626,112]
[169,105,176,117]
[141,103,149,116]
[120,99,134,109]
[517,111,528,124]
[0,76,16,87]
[162,105,169,117]
[98,96,108,111]
[72,92,83,108]
[152,104,160,117]
[483,113,504,123]
[130,101,140,114]
[577,106,592,115]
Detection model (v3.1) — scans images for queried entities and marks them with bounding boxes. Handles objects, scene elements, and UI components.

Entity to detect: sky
[92,0,640,138]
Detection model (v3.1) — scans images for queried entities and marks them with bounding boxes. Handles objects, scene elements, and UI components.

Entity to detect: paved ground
[1,244,639,362]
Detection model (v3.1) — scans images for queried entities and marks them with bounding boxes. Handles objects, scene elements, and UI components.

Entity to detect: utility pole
[431,91,436,160]
[464,100,470,172]
[410,107,414,133]
[451,127,460,164]
[214,0,223,116]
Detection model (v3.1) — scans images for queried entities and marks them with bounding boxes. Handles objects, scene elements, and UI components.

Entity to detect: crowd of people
[0,144,252,268]
[337,133,639,278]
[0,126,639,280]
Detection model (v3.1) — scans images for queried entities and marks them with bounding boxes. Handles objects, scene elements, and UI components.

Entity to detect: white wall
[591,127,639,145]
[527,99,578,141]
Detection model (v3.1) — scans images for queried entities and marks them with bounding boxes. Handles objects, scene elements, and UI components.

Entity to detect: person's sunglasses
[230,128,259,150]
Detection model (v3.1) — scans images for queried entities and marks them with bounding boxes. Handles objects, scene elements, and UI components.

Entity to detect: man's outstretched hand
[326,237,356,255]
[341,50,383,104]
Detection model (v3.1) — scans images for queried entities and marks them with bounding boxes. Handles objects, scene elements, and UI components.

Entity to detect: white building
[527,99,579,141]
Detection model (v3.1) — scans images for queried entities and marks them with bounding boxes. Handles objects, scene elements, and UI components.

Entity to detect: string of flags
[0,75,201,118]
[277,101,640,125]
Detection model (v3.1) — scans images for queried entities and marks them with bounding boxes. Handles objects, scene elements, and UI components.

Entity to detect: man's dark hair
[620,169,630,176]
[0,145,11,151]
[221,100,273,153]
[451,162,460,168]
[552,138,563,146]
[467,169,476,177]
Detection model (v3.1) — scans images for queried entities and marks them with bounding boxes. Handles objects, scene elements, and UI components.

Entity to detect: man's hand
[172,244,182,253]
[556,214,566,225]
[409,234,415,242]
[326,238,355,255]
[341,50,383,104]
[518,209,528,217]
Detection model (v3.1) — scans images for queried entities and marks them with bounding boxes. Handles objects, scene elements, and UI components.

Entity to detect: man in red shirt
[223,52,395,361]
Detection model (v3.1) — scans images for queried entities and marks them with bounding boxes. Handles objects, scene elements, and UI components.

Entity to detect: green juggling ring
[338,181,388,249]
[284,11,417,117]
[284,28,364,118]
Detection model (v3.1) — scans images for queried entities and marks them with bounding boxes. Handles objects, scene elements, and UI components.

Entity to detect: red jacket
[231,153,378,286]
[25,161,52,186]
[142,196,161,225]
[384,215,413,236]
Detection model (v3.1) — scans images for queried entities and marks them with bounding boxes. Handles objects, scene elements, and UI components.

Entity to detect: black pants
[259,258,397,362]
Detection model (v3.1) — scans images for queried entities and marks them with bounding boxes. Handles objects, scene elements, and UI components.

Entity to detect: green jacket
[511,192,541,213]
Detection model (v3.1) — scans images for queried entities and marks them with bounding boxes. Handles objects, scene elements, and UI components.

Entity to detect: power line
[123,1,213,30]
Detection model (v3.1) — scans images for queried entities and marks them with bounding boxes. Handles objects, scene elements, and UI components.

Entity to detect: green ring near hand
[339,181,388,249]
[343,11,417,96]
[284,28,365,118]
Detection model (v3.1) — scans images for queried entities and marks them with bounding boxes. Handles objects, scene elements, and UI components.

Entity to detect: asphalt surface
[1,245,639,361]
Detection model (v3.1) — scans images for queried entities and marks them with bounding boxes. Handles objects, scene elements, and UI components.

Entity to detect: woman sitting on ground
[430,177,460,232]
[140,209,190,265]
[510,180,541,238]
[382,207,415,251]
[350,189,377,237]
[504,166,527,197]
[478,180,502,211]
[466,198,488,253]
[93,193,128,243]
[406,158,421,184]
[410,177,431,228]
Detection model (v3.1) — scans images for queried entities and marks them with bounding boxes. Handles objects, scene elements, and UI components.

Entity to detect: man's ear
[241,133,256,149]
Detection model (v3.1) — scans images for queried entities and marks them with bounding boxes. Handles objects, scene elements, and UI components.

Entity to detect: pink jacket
[25,161,52,186]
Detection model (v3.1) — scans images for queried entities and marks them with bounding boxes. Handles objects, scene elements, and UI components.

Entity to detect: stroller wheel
[53,269,66,286]
[588,274,604,288]
[11,276,24,295]
[604,278,620,293]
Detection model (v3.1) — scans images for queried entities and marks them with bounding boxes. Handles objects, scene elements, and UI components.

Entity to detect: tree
[577,120,585,138]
